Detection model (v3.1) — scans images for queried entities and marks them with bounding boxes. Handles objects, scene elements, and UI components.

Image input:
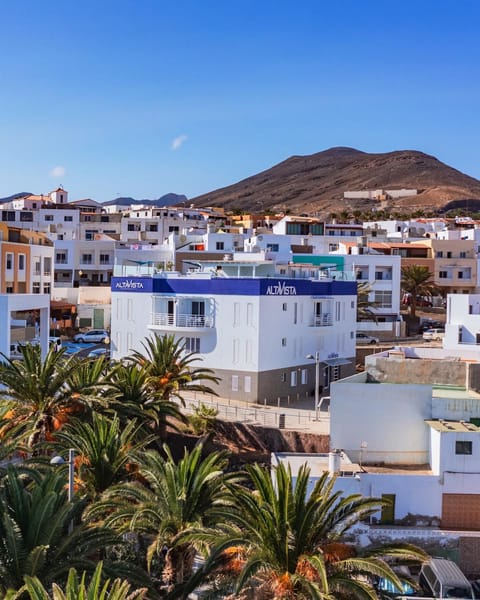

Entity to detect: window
[100,254,110,264]
[34,259,41,275]
[301,369,307,385]
[44,215,54,222]
[267,243,279,252]
[20,212,33,222]
[460,251,467,258]
[44,257,51,275]
[147,224,158,232]
[447,251,452,258]
[456,441,472,455]
[184,337,200,353]
[458,271,463,279]
[293,302,298,324]
[6,283,13,293]
[18,254,25,270]
[168,226,179,233]
[81,254,93,265]
[85,230,98,240]
[216,241,224,250]
[374,291,392,308]
[329,243,339,252]
[282,337,287,347]
[375,271,383,280]
[127,224,136,231]
[100,215,109,222]
[282,303,287,311]
[32,282,40,294]
[56,252,67,264]
[290,371,297,386]
[335,301,341,321]
[2,211,15,221]
[64,216,73,222]
[281,372,287,382]
[436,251,443,258]
[439,270,448,279]
[43,283,51,294]
[244,376,251,394]
[231,375,239,392]
[6,253,13,270]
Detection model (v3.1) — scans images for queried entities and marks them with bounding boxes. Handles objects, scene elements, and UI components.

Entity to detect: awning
[322,358,352,367]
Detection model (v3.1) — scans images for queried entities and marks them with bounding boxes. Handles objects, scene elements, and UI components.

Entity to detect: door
[442,494,480,530]
[167,300,175,326]
[380,494,395,525]
[191,301,205,325]
[93,308,104,328]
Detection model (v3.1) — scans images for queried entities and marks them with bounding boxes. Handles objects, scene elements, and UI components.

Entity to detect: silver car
[356,332,380,345]
[73,329,110,343]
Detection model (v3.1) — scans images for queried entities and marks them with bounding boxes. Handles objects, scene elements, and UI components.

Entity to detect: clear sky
[0,0,478,201]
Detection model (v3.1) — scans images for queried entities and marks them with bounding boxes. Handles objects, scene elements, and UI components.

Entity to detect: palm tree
[199,463,426,599]
[357,282,378,323]
[106,361,181,440]
[6,562,147,599]
[0,466,135,594]
[130,335,220,439]
[401,265,437,319]
[51,413,151,497]
[0,345,106,451]
[87,444,240,593]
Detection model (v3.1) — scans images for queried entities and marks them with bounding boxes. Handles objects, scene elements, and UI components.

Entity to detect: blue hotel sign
[111,277,153,292]
[112,276,356,296]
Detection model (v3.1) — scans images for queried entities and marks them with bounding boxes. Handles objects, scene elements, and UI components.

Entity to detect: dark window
[456,441,472,455]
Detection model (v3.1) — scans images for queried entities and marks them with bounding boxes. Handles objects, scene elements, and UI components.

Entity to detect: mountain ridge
[190,147,480,215]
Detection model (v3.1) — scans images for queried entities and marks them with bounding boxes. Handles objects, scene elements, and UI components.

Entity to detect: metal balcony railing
[312,314,333,327]
[150,313,214,328]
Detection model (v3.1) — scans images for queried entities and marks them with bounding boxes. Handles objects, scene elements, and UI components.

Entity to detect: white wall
[330,376,432,464]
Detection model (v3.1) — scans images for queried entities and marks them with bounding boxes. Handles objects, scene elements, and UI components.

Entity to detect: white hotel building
[110,262,357,401]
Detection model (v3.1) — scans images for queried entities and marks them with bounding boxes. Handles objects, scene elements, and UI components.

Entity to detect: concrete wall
[367,356,467,387]
[330,375,432,464]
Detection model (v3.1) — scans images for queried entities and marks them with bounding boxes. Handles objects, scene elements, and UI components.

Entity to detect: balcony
[149,313,214,330]
[312,313,333,327]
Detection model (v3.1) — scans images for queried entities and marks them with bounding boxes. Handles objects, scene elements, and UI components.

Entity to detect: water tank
[328,450,342,475]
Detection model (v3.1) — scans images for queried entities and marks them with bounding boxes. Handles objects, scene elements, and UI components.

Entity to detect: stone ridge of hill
[190,147,480,215]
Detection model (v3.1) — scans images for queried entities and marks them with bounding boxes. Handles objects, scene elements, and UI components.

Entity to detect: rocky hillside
[191,147,480,215]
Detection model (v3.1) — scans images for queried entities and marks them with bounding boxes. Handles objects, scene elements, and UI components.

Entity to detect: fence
[180,393,329,432]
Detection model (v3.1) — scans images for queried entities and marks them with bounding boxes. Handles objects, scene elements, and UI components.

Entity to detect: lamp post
[50,448,75,531]
[306,351,320,420]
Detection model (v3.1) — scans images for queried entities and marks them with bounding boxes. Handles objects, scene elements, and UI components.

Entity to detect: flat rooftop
[426,419,480,433]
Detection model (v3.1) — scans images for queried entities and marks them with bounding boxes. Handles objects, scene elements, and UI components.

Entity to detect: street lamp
[306,351,320,420]
[50,448,75,532]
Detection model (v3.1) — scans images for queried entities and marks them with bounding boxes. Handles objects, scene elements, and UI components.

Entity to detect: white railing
[313,314,333,327]
[150,313,214,328]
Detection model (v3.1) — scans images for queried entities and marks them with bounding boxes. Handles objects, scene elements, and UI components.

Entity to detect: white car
[356,332,380,345]
[73,329,110,344]
[422,328,445,341]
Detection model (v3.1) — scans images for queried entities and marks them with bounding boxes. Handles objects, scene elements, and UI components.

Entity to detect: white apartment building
[110,260,357,401]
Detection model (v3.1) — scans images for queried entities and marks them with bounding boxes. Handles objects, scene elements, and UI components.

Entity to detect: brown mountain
[191,147,480,215]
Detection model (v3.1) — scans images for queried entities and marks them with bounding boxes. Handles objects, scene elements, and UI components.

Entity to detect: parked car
[73,329,110,344]
[419,557,474,599]
[420,319,444,333]
[27,337,63,352]
[356,332,380,345]
[87,347,110,359]
[422,328,445,341]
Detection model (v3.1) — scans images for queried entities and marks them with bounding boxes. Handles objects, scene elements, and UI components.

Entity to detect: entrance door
[93,308,104,328]
[380,494,396,524]
[167,300,175,326]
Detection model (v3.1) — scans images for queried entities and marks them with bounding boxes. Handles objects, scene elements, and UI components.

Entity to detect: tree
[401,265,437,319]
[356,282,378,323]
[0,345,107,451]
[52,413,150,498]
[199,463,426,599]
[106,362,181,441]
[88,444,240,593]
[0,466,134,594]
[6,562,147,600]
[130,335,220,439]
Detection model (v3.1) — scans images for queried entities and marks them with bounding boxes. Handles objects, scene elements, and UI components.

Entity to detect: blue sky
[0,0,479,201]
